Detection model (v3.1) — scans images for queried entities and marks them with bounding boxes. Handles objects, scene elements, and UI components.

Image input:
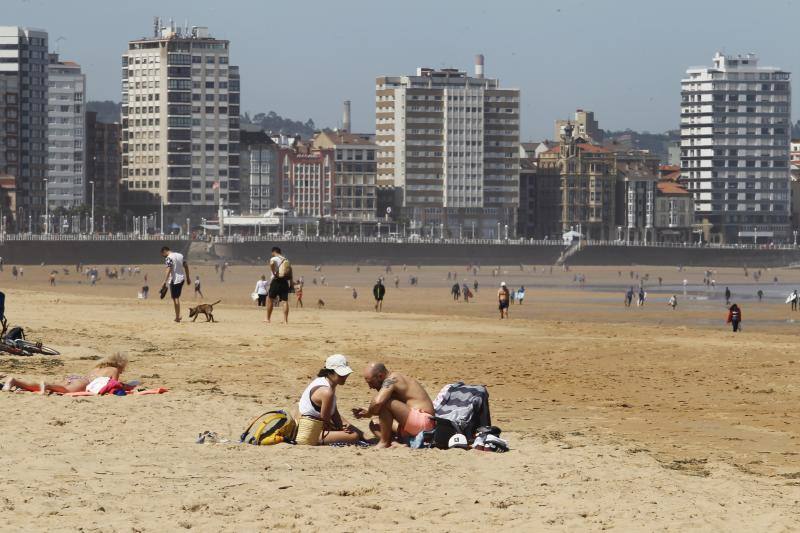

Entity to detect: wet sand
[0,262,799,531]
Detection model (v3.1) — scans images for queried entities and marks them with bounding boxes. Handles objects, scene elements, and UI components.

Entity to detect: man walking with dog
[267,246,291,324]
[160,246,190,323]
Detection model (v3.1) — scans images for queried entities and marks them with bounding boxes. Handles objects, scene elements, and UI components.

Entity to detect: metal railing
[0,233,190,242]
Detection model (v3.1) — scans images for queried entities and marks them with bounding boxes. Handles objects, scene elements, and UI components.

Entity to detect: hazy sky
[6,0,800,139]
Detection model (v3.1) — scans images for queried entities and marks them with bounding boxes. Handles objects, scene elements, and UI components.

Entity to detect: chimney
[342,100,351,133]
[474,54,484,79]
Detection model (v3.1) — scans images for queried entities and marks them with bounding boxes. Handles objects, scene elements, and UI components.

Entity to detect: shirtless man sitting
[352,362,435,448]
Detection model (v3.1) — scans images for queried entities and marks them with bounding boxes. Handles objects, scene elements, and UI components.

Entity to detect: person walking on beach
[394,275,399,289]
[668,295,677,310]
[757,289,763,302]
[637,287,646,307]
[498,282,510,319]
[624,286,634,307]
[725,287,731,306]
[727,303,742,332]
[451,282,461,301]
[160,246,190,323]
[792,290,799,311]
[294,280,304,308]
[353,287,358,301]
[373,279,386,312]
[194,275,204,299]
[255,275,269,307]
[267,247,291,324]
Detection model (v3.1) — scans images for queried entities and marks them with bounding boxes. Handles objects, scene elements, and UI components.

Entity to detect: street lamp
[43,178,48,235]
[89,180,95,235]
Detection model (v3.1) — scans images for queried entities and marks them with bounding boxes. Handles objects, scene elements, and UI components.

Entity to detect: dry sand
[1,262,799,531]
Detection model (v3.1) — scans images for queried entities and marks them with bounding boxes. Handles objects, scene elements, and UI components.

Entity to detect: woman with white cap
[295,354,366,445]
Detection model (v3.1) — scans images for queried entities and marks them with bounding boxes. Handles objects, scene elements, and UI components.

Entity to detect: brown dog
[189,300,221,322]
[317,299,325,308]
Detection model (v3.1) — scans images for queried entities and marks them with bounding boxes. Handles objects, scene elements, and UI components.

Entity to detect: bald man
[352,362,435,448]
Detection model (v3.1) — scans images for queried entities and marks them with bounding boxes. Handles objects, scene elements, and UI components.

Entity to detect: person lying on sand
[352,362,435,448]
[2,353,128,395]
[295,354,366,445]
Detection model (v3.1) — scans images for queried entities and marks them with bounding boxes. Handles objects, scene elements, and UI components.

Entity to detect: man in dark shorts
[373,278,386,312]
[161,246,190,323]
[267,246,290,324]
[498,281,510,319]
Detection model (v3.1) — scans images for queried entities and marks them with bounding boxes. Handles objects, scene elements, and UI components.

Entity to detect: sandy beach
[1,261,799,531]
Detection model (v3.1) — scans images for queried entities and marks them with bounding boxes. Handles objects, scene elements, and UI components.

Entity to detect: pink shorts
[403,408,435,437]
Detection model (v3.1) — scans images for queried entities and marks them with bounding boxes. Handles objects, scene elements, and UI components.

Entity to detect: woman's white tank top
[299,376,335,418]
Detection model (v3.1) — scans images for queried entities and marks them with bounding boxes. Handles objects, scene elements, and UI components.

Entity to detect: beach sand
[1,262,799,531]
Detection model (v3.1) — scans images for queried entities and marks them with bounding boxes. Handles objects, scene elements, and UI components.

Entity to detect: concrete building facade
[85,111,121,212]
[239,126,278,214]
[47,54,85,208]
[555,109,603,144]
[0,26,49,227]
[375,57,519,238]
[681,52,791,243]
[312,130,377,222]
[277,141,334,218]
[121,22,240,224]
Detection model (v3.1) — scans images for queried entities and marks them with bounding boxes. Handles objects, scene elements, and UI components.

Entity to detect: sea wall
[213,241,564,266]
[565,245,800,268]
[0,239,190,265]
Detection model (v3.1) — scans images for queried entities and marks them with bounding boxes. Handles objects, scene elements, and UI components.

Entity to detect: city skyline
[5,0,800,139]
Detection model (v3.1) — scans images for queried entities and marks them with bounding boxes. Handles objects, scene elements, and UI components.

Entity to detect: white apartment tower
[376,56,520,238]
[681,52,791,243]
[47,54,85,207]
[121,21,240,221]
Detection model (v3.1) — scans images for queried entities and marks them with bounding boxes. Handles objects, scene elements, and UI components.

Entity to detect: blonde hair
[95,353,128,371]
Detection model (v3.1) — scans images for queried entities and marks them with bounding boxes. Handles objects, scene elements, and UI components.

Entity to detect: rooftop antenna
[153,16,160,38]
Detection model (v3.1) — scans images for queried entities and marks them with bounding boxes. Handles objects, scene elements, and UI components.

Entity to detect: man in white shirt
[161,246,190,323]
[267,246,290,324]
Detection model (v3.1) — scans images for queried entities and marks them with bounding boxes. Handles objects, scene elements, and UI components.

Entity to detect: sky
[5,0,800,139]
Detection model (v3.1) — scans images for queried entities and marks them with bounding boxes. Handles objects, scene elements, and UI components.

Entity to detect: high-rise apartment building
[681,52,791,243]
[47,54,85,208]
[0,26,49,225]
[375,56,519,238]
[121,21,240,223]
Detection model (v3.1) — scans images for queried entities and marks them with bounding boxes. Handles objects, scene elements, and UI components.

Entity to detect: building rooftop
[657,181,689,196]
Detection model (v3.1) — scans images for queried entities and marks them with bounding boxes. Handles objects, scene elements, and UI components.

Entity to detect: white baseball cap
[500,282,507,287]
[448,433,469,450]
[325,354,353,376]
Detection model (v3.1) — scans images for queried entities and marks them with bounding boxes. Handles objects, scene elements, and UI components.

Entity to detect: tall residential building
[681,52,791,243]
[375,56,519,238]
[86,111,121,212]
[47,54,85,208]
[0,26,49,225]
[555,109,603,144]
[312,130,377,222]
[121,22,240,223]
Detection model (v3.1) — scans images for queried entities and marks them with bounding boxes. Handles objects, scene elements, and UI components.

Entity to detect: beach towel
[63,388,169,397]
